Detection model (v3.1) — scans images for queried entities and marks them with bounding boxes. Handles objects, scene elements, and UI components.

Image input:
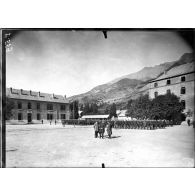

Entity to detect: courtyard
[6,123,194,167]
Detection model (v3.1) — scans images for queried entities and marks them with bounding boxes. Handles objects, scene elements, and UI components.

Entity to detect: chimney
[53,93,55,98]
[10,87,12,93]
[21,89,23,94]
[30,90,32,96]
[64,95,66,99]
[164,70,167,75]
[38,91,40,97]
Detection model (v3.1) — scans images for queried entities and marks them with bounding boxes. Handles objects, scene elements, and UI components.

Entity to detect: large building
[6,88,70,123]
[147,62,195,114]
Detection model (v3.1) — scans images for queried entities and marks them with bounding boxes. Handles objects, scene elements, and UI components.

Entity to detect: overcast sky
[6,30,192,97]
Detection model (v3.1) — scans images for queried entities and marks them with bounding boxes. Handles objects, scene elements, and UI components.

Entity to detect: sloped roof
[81,115,109,119]
[150,62,194,82]
[6,88,69,104]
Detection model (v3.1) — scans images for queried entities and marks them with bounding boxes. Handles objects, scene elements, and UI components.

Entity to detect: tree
[127,99,133,110]
[6,97,15,120]
[80,104,84,111]
[150,93,184,122]
[126,93,184,122]
[91,103,98,114]
[109,103,117,118]
[70,100,79,119]
[83,102,90,115]
[82,102,99,115]
[126,95,151,119]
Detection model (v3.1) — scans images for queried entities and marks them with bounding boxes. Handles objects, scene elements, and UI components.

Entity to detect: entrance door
[27,113,32,123]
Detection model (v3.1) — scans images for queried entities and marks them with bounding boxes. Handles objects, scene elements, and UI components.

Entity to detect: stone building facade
[147,62,195,114]
[6,88,70,123]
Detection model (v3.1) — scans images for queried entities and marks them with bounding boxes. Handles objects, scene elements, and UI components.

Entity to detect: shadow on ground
[103,135,121,139]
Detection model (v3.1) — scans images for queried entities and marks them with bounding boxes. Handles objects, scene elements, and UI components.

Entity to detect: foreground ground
[6,123,194,167]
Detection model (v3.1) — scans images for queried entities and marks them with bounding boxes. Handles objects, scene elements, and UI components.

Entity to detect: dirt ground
[6,123,194,167]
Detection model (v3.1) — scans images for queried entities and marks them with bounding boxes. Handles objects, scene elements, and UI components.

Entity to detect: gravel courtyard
[6,123,194,167]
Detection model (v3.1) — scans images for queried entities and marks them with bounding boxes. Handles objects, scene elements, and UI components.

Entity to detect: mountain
[68,52,194,106]
[69,78,142,105]
[108,62,175,84]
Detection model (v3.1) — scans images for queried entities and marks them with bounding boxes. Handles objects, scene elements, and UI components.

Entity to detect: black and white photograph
[1,29,195,168]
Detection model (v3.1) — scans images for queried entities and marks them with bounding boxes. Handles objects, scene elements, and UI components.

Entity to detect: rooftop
[6,88,69,104]
[149,62,195,82]
[81,115,109,119]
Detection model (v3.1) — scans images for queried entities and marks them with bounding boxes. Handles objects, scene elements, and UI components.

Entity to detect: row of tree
[126,93,185,122]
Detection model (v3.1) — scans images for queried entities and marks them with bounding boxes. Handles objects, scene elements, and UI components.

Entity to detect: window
[181,87,186,94]
[60,104,66,111]
[37,103,40,110]
[181,100,186,109]
[181,76,185,82]
[18,113,22,120]
[166,79,171,85]
[28,102,32,109]
[154,82,158,87]
[154,91,158,98]
[47,113,53,120]
[18,102,22,109]
[61,114,66,119]
[47,104,53,110]
[167,89,171,94]
[37,113,41,120]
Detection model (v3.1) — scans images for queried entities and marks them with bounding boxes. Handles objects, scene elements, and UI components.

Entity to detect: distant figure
[50,120,52,125]
[41,120,43,124]
[106,121,112,138]
[99,120,105,139]
[187,118,191,126]
[62,120,65,127]
[55,120,57,125]
[94,121,99,138]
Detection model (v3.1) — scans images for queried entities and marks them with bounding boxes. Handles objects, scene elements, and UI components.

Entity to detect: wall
[8,99,70,124]
[148,72,195,113]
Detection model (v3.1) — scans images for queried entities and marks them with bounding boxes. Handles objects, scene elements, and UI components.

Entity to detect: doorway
[27,113,32,123]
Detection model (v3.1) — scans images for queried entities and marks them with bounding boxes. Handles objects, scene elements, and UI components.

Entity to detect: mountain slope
[109,62,175,84]
[69,78,142,104]
[109,52,194,84]
[68,52,194,105]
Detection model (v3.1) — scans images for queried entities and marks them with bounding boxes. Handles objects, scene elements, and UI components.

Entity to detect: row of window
[154,87,186,98]
[18,113,66,120]
[154,76,186,87]
[17,102,66,111]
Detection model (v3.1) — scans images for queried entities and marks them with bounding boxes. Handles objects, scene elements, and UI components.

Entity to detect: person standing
[106,121,112,138]
[187,118,191,126]
[94,121,99,138]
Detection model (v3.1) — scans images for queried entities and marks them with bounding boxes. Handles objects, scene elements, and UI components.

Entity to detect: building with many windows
[147,62,195,114]
[6,88,70,123]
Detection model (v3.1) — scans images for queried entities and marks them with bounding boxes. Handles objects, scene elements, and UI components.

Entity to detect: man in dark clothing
[187,119,191,126]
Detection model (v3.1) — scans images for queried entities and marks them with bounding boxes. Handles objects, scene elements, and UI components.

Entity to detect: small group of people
[93,120,113,139]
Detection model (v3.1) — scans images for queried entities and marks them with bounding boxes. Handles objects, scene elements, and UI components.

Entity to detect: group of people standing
[93,120,113,139]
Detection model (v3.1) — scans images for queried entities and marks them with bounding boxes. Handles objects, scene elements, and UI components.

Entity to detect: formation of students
[61,119,178,130]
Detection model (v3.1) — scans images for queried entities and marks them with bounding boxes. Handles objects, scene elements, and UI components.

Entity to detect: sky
[6,30,192,97]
